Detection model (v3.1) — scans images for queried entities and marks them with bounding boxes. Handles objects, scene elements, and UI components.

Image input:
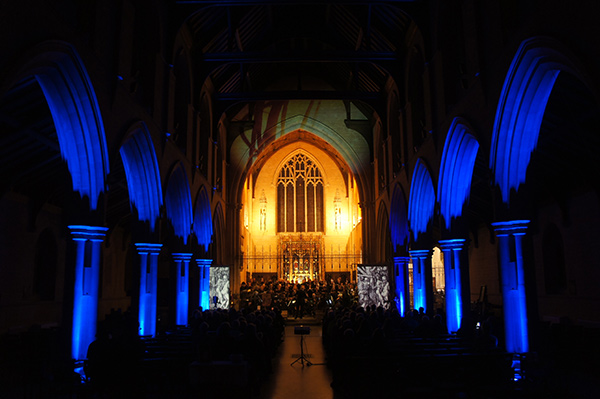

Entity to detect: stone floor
[259,316,334,399]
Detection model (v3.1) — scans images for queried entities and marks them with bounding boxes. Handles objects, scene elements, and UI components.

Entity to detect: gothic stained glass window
[277,153,324,232]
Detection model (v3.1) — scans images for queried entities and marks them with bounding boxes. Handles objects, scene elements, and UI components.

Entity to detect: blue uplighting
[135,243,162,337]
[120,123,163,230]
[438,118,479,229]
[490,38,568,204]
[409,250,430,313]
[393,257,409,317]
[197,259,212,311]
[493,220,530,354]
[439,239,467,334]
[408,159,435,240]
[69,225,108,360]
[35,43,109,210]
[165,163,193,244]
[173,253,192,326]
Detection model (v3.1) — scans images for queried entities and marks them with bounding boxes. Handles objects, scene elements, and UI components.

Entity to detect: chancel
[1,1,600,398]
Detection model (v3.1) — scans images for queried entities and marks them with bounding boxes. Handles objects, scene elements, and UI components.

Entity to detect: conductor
[295,285,307,319]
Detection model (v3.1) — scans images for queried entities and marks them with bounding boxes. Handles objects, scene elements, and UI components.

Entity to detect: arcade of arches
[1,1,600,396]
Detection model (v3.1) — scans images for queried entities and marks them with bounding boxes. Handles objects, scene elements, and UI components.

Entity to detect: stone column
[439,239,468,334]
[135,243,162,337]
[196,258,212,311]
[69,225,109,360]
[409,249,433,313]
[393,256,410,317]
[173,253,193,326]
[492,220,530,354]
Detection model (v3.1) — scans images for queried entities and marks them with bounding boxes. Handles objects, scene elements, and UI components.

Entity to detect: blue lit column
[492,220,530,354]
[409,249,431,313]
[439,239,468,334]
[196,259,212,311]
[69,225,109,360]
[393,256,410,317]
[173,253,193,326]
[135,243,162,337]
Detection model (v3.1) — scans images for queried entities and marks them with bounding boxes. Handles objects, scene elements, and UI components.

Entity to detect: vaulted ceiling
[175,0,421,114]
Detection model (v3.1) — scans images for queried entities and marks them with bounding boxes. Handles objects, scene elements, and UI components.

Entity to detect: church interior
[1,0,600,398]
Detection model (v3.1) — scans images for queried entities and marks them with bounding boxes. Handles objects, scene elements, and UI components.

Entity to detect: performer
[295,284,307,319]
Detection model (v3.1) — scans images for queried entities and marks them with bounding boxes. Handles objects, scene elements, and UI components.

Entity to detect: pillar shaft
[493,220,530,354]
[393,256,410,316]
[196,259,212,311]
[409,249,432,313]
[135,243,162,337]
[439,239,468,334]
[69,225,108,360]
[173,253,193,326]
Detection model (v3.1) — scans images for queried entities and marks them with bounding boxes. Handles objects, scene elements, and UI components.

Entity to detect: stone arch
[165,162,193,244]
[4,41,109,210]
[491,37,587,205]
[377,201,392,264]
[438,117,480,231]
[389,184,410,254]
[193,186,213,251]
[408,158,435,243]
[120,122,163,231]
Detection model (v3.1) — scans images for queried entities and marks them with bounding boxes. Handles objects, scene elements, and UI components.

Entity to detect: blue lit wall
[165,163,193,244]
[438,118,479,229]
[490,39,569,204]
[69,225,108,360]
[120,124,163,231]
[193,187,213,250]
[408,159,435,240]
[34,43,109,210]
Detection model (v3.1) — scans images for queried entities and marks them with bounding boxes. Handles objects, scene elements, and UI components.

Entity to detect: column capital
[134,243,163,254]
[492,220,530,236]
[172,252,194,261]
[68,225,109,241]
[393,256,411,263]
[438,238,468,251]
[409,249,432,258]
[196,258,213,267]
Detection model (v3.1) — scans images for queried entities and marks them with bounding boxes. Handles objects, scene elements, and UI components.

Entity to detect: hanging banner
[357,265,391,309]
[209,265,230,309]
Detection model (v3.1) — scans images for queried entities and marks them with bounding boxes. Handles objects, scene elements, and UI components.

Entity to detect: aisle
[260,321,334,399]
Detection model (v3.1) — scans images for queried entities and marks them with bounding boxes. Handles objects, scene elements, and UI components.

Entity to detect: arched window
[277,153,324,232]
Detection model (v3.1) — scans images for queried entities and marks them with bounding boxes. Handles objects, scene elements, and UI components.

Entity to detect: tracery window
[277,153,324,232]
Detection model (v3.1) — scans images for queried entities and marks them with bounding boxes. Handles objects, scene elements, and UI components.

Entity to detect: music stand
[291,326,312,367]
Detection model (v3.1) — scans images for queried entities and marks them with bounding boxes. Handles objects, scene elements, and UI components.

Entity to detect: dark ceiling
[175,1,420,111]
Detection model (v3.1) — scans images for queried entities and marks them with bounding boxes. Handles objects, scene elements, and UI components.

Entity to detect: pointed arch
[377,202,391,264]
[193,186,213,250]
[165,163,193,244]
[408,158,435,241]
[389,185,410,253]
[10,41,109,210]
[120,122,163,231]
[491,37,582,204]
[438,117,480,230]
